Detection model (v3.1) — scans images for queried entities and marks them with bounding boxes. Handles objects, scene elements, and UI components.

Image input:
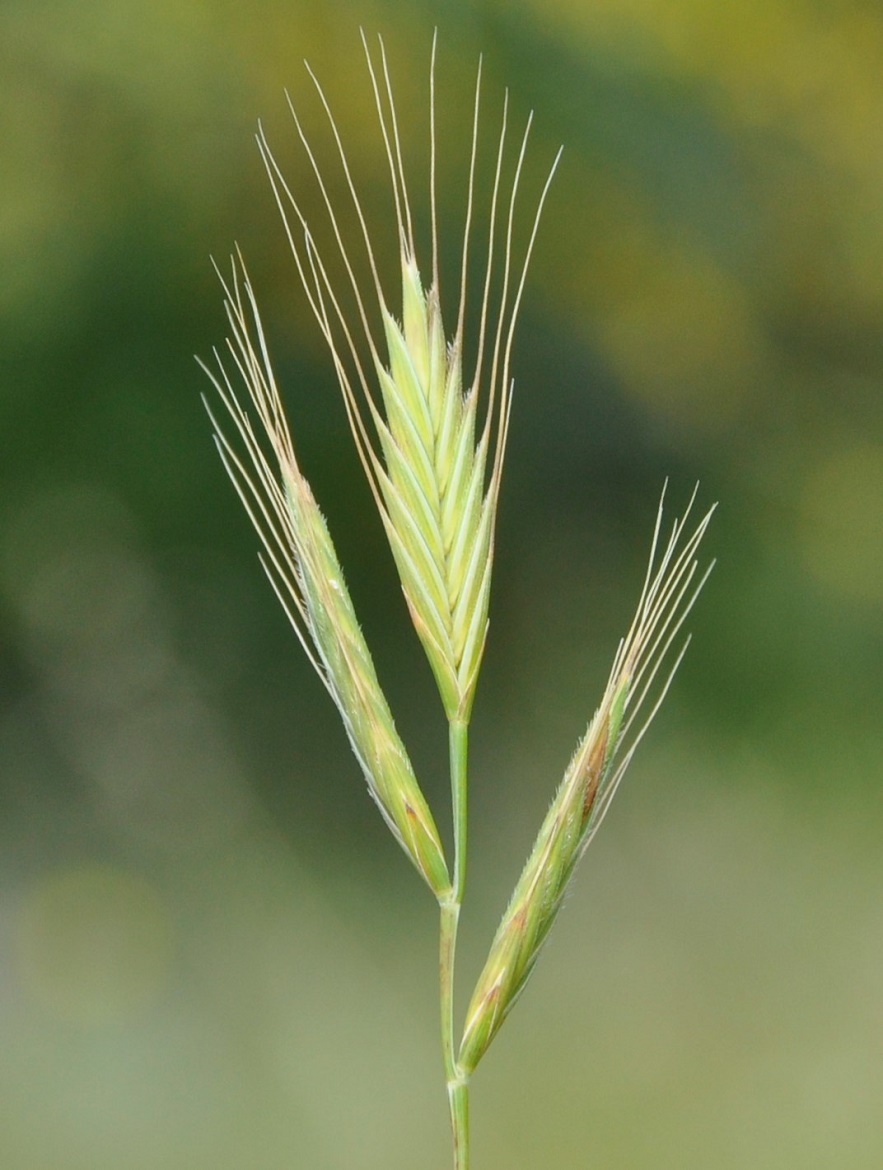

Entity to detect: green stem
[450,719,468,903]
[440,719,470,1170]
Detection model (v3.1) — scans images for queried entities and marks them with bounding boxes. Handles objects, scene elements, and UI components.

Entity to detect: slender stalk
[450,720,468,903]
[440,719,470,1168]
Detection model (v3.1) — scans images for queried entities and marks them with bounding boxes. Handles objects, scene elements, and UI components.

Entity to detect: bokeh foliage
[1,1,881,1167]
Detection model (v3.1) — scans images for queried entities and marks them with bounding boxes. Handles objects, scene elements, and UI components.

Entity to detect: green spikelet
[372,256,493,720]
[286,471,451,897]
[458,683,627,1073]
[256,36,561,722]
[202,260,451,901]
[458,494,715,1073]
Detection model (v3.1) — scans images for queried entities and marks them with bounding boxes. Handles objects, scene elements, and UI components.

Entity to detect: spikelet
[201,259,451,900]
[257,32,560,721]
[458,489,715,1073]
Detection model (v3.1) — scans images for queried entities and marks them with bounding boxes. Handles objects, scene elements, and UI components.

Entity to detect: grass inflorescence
[202,30,714,1170]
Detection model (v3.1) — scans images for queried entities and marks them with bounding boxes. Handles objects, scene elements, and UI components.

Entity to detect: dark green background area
[2,2,881,1167]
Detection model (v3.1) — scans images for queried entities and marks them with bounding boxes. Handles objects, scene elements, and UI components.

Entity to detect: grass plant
[202,31,714,1170]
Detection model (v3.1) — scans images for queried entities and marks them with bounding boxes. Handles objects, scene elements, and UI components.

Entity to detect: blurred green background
[2,1,882,1167]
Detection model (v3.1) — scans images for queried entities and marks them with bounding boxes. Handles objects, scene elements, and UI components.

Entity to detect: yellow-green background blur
[2,2,882,1167]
